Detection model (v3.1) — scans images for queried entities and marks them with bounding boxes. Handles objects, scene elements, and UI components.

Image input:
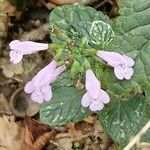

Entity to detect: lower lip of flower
[36,88,41,96]
[92,97,99,102]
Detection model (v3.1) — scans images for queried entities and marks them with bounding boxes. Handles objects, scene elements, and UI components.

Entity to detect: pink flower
[9,40,48,64]
[24,60,66,103]
[96,51,135,80]
[81,69,110,111]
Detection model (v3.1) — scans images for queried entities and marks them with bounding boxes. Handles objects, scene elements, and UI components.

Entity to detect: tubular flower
[9,40,48,64]
[96,51,135,80]
[24,60,66,103]
[81,69,110,111]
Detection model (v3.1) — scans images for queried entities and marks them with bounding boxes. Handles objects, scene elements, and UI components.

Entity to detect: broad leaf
[97,0,150,146]
[40,87,91,126]
[49,4,111,47]
[53,72,75,88]
[107,0,150,87]
[98,93,146,146]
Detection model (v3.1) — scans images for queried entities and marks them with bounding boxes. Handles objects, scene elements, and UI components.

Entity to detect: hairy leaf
[97,0,150,146]
[107,0,150,87]
[98,93,146,146]
[40,87,91,126]
[49,4,111,47]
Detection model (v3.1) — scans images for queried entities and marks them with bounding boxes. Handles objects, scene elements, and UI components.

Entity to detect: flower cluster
[9,40,135,111]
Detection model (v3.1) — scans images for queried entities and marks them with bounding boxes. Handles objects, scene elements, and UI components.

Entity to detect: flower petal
[9,40,20,49]
[97,51,125,67]
[89,100,104,111]
[41,85,52,101]
[33,60,57,86]
[124,67,134,80]
[114,66,124,80]
[31,91,44,103]
[81,92,92,107]
[86,69,101,99]
[9,40,48,54]
[123,54,135,67]
[99,89,110,104]
[9,50,23,64]
[49,65,66,83]
[24,81,34,93]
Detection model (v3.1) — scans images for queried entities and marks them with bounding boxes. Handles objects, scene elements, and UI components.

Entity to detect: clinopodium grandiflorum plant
[9,1,150,148]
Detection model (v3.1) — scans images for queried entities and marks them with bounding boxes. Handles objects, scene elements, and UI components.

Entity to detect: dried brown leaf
[0,116,25,150]
[2,62,24,78]
[0,0,22,18]
[23,117,57,150]
[20,24,49,41]
[32,130,57,150]
[24,117,51,140]
[67,123,82,139]
[0,93,12,115]
[84,116,96,124]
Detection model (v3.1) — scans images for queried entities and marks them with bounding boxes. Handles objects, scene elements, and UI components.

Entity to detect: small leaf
[40,86,91,126]
[75,20,114,48]
[98,93,146,146]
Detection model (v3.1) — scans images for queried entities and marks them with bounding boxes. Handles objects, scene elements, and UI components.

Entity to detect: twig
[123,120,150,150]
[49,140,65,149]
[52,126,67,132]
[137,142,150,149]
[94,0,109,9]
[0,79,13,86]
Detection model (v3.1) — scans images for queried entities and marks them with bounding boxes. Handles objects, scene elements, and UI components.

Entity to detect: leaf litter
[0,0,121,149]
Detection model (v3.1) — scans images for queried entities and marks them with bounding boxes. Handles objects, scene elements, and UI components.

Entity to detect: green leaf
[107,0,150,87]
[140,88,150,142]
[96,0,150,146]
[40,86,91,126]
[98,93,146,146]
[49,4,111,47]
[75,20,114,49]
[52,72,75,89]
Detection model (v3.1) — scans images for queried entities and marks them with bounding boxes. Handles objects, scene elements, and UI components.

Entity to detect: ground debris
[23,117,57,150]
[0,93,12,115]
[0,116,25,150]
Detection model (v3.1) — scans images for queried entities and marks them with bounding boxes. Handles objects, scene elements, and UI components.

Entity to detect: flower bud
[70,59,80,78]
[84,58,91,70]
[54,49,63,60]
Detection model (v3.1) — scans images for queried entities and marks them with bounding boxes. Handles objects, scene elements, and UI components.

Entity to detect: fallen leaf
[0,0,22,18]
[84,115,96,124]
[67,123,82,139]
[2,62,24,78]
[0,116,25,150]
[0,14,8,38]
[94,119,103,133]
[23,117,57,150]
[0,93,12,115]
[20,24,49,41]
[24,117,52,140]
[55,136,72,150]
